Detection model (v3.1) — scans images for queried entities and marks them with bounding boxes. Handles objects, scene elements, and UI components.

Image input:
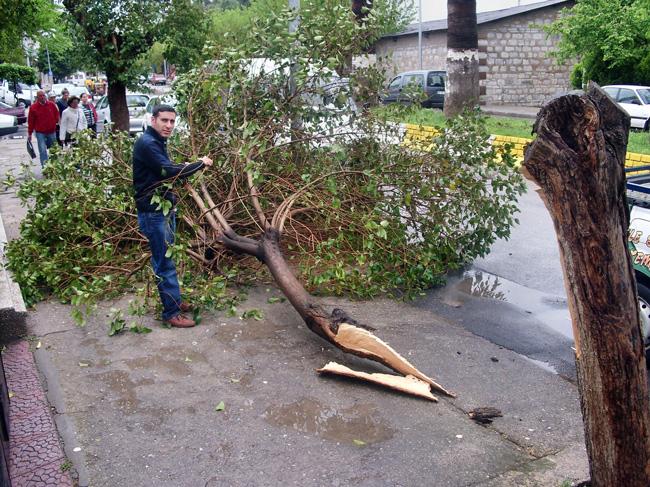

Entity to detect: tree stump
[524,82,650,486]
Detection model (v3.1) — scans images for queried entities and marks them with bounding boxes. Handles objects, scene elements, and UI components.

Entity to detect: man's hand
[200,156,213,167]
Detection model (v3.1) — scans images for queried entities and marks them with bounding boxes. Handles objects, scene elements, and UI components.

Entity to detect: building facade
[374,0,575,106]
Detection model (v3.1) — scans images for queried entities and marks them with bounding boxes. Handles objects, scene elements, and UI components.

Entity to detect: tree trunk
[107,78,129,132]
[444,0,479,118]
[523,83,650,486]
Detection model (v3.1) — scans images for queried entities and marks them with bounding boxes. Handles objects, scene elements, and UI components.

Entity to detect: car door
[401,73,425,104]
[615,88,647,129]
[383,76,403,104]
[425,71,446,108]
[95,96,110,131]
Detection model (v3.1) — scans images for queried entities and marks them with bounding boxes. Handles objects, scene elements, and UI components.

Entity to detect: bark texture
[444,0,479,118]
[523,83,650,486]
[107,80,129,133]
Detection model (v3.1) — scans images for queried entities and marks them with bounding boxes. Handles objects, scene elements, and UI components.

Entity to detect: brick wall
[374,5,574,106]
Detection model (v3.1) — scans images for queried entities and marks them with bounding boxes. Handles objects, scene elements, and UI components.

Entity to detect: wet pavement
[0,125,591,486]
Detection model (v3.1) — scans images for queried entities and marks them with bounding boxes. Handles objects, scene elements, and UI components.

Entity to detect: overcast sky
[419,0,544,22]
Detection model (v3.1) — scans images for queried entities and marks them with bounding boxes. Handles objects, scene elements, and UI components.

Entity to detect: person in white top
[59,96,88,145]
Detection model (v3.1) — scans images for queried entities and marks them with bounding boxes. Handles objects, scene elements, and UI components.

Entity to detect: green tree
[63,0,170,131]
[0,0,58,64]
[161,0,211,73]
[208,0,411,54]
[547,0,650,86]
[0,64,38,85]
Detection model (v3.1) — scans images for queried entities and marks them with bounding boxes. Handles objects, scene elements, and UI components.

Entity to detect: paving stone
[11,460,73,487]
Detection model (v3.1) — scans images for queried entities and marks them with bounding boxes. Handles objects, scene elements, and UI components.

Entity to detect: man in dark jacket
[133,104,213,328]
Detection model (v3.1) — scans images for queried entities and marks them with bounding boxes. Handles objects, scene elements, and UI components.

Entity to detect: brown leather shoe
[179,302,193,313]
[165,314,196,328]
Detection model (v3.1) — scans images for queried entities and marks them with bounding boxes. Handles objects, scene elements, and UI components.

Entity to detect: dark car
[382,70,446,109]
[0,101,26,124]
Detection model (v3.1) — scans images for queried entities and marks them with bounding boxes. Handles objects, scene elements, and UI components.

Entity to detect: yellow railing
[402,123,649,170]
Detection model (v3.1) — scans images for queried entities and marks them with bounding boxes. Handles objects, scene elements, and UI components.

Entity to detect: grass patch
[381,106,650,155]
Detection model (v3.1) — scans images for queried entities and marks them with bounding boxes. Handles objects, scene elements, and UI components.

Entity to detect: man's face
[62,92,69,100]
[36,91,46,104]
[151,111,176,138]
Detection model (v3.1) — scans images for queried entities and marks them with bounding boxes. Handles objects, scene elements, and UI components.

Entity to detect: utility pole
[288,0,301,131]
[418,0,423,69]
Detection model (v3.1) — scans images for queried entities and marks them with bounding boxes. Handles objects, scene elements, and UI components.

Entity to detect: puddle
[452,270,573,339]
[263,398,394,444]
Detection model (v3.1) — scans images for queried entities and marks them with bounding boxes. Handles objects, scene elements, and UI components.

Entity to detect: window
[126,95,149,107]
[637,89,650,105]
[388,77,402,90]
[403,74,424,89]
[427,73,445,88]
[603,87,619,99]
[617,89,639,104]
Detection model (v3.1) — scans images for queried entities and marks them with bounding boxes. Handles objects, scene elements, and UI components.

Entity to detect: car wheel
[637,281,650,366]
[16,100,27,108]
[644,119,650,132]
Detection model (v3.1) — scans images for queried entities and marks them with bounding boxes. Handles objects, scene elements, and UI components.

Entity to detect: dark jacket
[56,98,68,116]
[132,126,204,212]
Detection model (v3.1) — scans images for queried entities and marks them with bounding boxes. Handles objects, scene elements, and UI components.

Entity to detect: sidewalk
[482,104,539,120]
[0,129,589,486]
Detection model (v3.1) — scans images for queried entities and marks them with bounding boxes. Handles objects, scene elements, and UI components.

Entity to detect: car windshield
[127,95,149,107]
[18,83,39,90]
[638,89,650,104]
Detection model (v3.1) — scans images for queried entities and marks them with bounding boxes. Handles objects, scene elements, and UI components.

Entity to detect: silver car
[95,93,151,135]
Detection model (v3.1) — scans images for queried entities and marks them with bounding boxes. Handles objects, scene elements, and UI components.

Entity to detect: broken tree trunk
[186,183,454,399]
[523,83,650,486]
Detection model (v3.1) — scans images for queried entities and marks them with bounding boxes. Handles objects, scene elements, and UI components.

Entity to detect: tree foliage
[5,5,524,326]
[0,64,38,85]
[0,0,58,64]
[161,0,211,73]
[547,0,650,86]
[63,0,171,130]
[208,0,412,53]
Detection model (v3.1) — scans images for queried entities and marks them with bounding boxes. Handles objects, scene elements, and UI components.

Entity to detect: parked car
[0,101,26,124]
[0,114,18,136]
[51,83,91,99]
[623,167,650,363]
[95,93,151,135]
[141,95,184,132]
[602,85,650,131]
[382,70,447,109]
[11,83,40,107]
[148,73,167,86]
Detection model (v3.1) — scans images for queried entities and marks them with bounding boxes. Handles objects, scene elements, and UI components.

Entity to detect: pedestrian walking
[133,104,213,328]
[56,89,69,116]
[80,93,98,134]
[27,90,60,168]
[55,88,69,146]
[59,96,88,146]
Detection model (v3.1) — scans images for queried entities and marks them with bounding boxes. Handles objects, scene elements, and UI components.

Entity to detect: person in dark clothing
[55,89,69,146]
[133,104,213,328]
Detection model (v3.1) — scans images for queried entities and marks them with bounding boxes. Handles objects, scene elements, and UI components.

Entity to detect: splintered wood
[317,362,438,401]
[318,322,455,400]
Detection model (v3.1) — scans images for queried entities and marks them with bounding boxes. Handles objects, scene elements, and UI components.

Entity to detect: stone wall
[480,9,571,105]
[374,5,574,106]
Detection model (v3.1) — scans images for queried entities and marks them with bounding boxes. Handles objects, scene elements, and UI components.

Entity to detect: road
[413,179,578,380]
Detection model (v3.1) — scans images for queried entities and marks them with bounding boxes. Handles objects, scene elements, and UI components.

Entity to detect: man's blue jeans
[34,131,56,168]
[137,211,182,321]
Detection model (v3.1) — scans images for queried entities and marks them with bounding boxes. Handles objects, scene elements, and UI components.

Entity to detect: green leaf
[214,401,225,412]
[352,439,366,446]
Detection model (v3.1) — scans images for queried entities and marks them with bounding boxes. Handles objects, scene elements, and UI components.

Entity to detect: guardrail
[402,123,649,170]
